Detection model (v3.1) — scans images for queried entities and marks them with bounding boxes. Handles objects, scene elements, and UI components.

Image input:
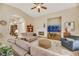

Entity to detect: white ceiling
[7,3,78,18]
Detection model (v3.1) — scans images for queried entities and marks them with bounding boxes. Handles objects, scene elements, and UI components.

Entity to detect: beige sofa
[21,32,38,42]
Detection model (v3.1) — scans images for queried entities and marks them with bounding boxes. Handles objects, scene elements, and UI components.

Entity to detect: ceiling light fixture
[31,3,47,13]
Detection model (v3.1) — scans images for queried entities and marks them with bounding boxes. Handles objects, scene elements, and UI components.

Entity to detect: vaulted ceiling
[7,3,78,18]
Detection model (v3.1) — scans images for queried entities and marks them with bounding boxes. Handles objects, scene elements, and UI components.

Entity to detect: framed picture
[64,21,75,31]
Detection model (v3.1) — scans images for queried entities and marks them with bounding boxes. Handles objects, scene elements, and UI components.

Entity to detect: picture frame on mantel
[64,21,75,31]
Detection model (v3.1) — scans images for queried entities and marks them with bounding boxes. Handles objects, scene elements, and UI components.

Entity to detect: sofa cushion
[12,44,28,56]
[15,40,30,51]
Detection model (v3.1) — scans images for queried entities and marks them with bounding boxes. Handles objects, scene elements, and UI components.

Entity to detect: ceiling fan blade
[38,8,40,13]
[31,6,36,9]
[41,6,47,9]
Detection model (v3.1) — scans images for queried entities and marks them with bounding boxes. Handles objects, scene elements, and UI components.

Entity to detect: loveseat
[61,35,79,51]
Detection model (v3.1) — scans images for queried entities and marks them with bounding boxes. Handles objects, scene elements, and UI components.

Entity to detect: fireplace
[38,31,44,36]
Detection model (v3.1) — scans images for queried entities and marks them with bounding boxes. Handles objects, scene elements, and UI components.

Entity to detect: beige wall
[0,4,32,43]
[47,17,61,25]
[0,3,79,43]
[33,6,79,37]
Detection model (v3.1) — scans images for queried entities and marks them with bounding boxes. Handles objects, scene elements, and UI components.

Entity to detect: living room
[0,3,79,56]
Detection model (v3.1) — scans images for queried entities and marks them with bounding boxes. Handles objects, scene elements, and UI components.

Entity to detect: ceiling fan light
[37,5,41,9]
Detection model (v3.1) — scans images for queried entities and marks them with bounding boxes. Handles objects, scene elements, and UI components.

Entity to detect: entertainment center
[47,16,61,40]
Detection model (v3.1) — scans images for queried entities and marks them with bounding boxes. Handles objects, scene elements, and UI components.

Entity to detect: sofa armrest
[12,44,28,56]
[73,40,79,50]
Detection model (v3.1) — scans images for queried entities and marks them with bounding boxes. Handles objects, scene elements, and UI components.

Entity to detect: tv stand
[47,32,61,40]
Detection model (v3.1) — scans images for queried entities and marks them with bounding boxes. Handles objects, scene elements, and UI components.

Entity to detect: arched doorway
[9,15,26,38]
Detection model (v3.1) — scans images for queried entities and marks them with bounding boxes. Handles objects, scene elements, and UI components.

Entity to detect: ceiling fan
[31,3,47,13]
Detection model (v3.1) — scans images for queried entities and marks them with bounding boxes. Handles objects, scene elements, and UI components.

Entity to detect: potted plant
[0,46,13,56]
